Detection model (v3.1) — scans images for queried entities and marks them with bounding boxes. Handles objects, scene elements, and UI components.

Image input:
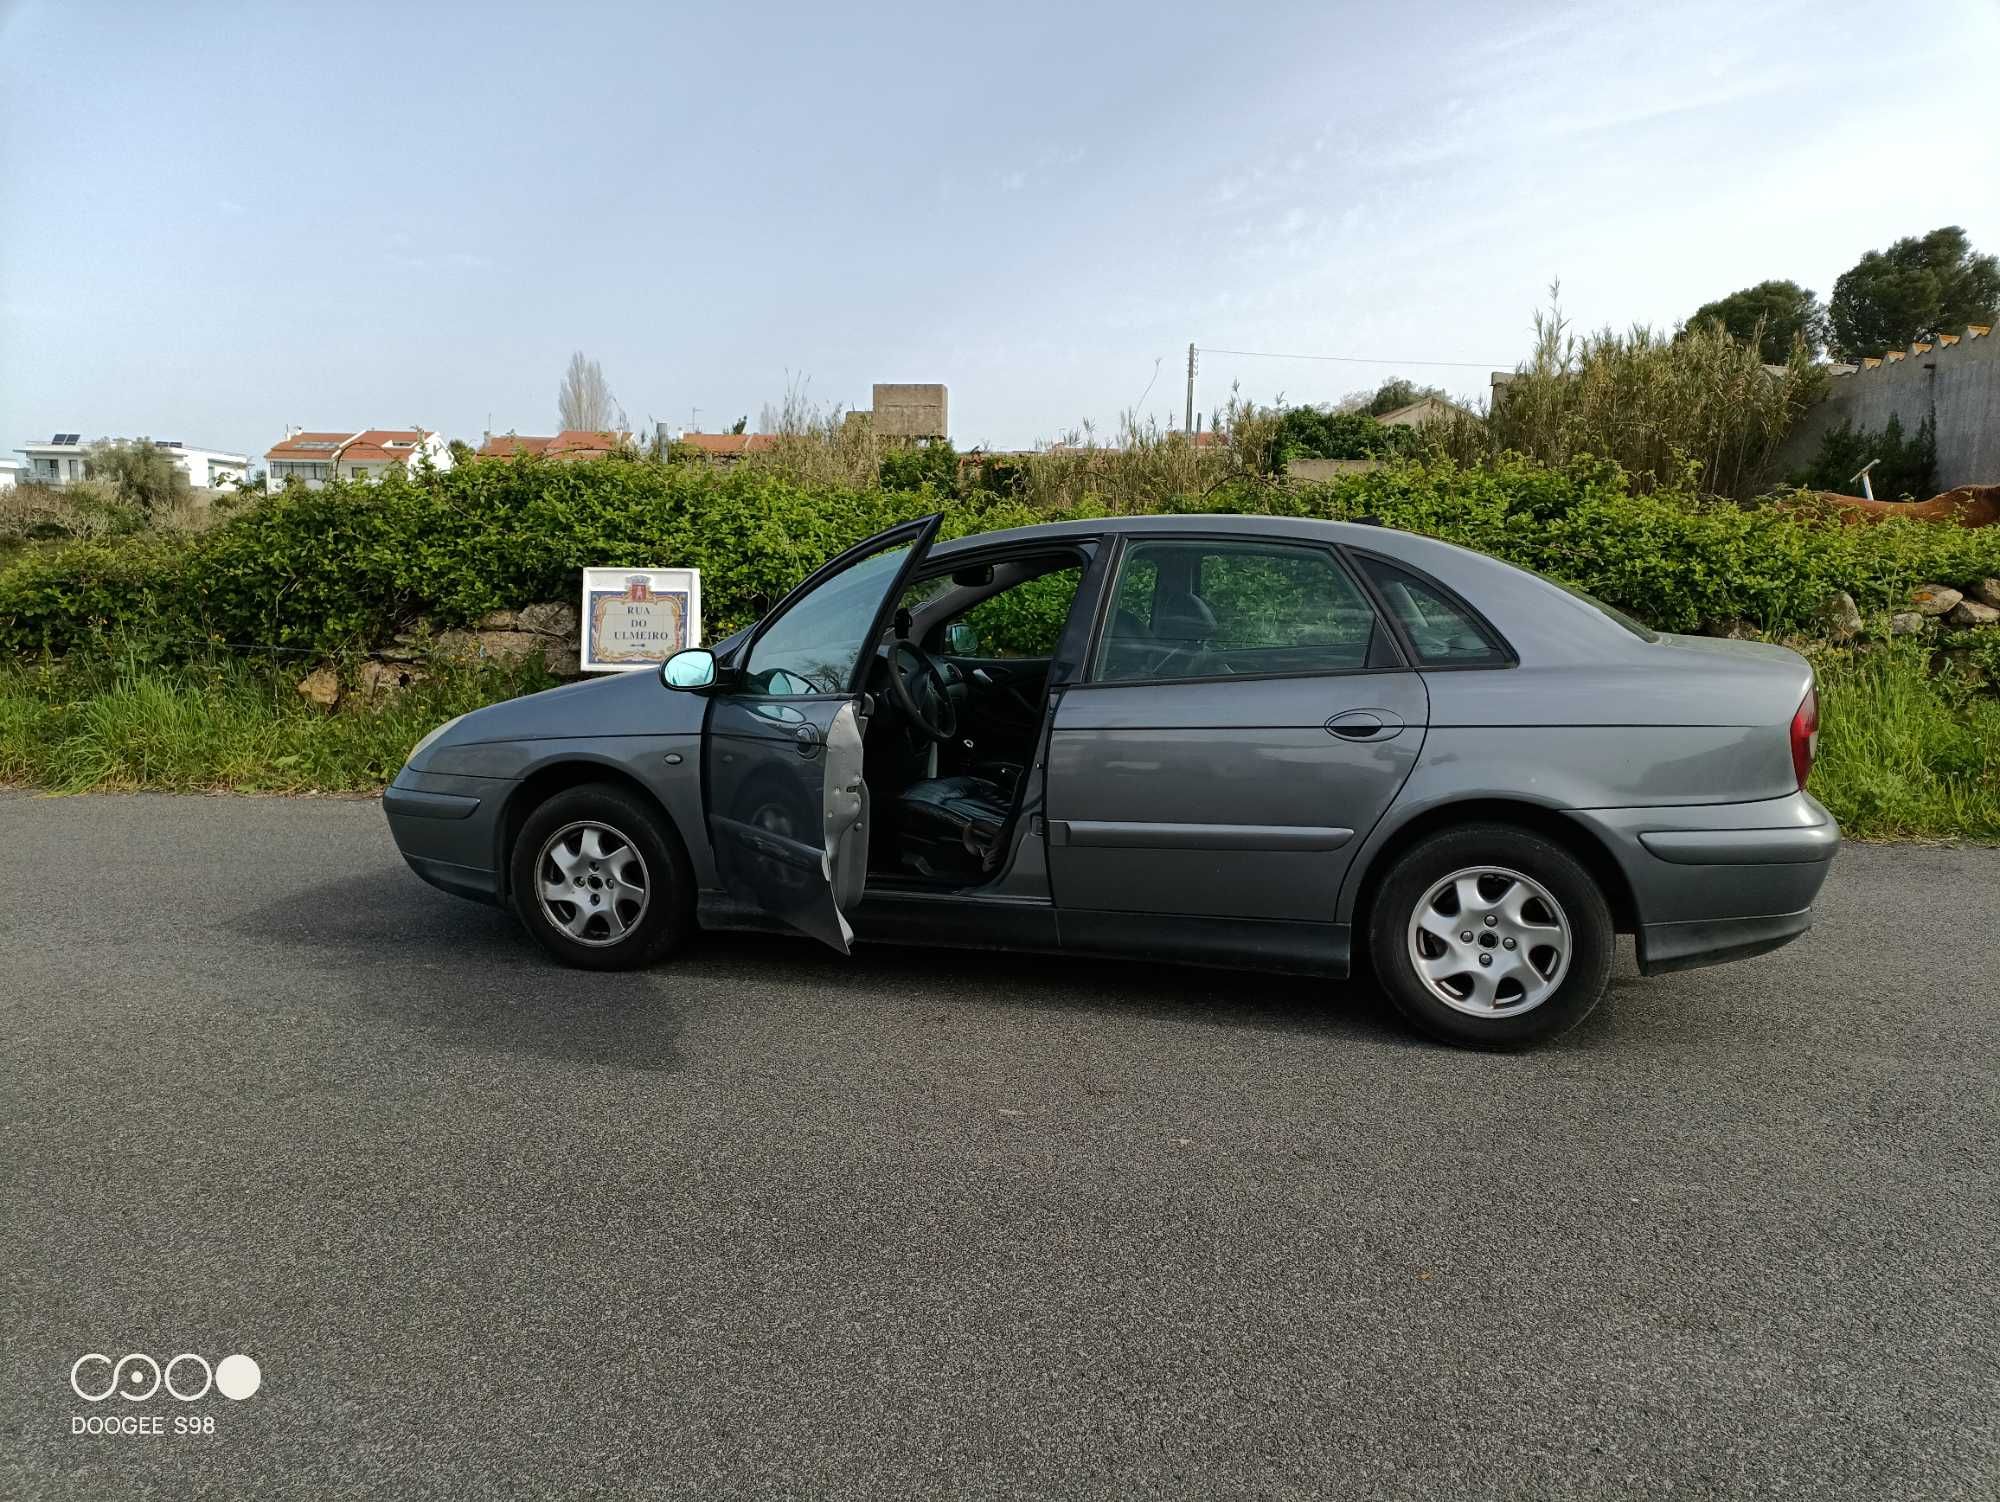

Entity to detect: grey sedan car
[384,513,1838,1046]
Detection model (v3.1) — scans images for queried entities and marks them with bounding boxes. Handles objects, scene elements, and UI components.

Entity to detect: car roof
[926,511,1650,667]
[929,511,1394,555]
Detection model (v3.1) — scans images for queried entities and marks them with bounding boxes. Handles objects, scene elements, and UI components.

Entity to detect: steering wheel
[886,640,957,743]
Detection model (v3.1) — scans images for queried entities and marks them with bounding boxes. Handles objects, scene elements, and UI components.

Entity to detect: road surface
[2,793,1995,1499]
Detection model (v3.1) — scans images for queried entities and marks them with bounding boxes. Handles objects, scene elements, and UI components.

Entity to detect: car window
[1356,556,1508,665]
[1094,540,1380,682]
[953,565,1082,658]
[742,539,911,695]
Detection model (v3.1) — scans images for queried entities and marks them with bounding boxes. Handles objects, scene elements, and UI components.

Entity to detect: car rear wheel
[510,784,692,971]
[1368,823,1613,1047]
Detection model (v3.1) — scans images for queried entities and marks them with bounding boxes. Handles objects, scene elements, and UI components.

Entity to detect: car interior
[844,536,1502,892]
[858,548,1088,887]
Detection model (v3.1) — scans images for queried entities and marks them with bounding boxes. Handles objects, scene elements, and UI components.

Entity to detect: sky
[3,0,1998,460]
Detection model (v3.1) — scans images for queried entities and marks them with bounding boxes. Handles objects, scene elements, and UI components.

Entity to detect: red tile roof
[342,429,430,462]
[474,430,629,460]
[265,429,434,462]
[545,429,630,457]
[475,434,554,458]
[265,431,353,459]
[677,432,777,456]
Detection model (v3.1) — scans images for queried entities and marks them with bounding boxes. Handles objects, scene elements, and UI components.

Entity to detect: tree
[1828,226,2000,360]
[557,351,627,431]
[1334,378,1450,417]
[1687,279,1828,363]
[729,415,748,435]
[84,438,191,516]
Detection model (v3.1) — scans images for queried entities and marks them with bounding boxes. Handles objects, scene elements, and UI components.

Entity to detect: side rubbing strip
[1050,820,1353,852]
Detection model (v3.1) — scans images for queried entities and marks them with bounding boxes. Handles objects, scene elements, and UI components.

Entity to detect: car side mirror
[661,648,717,690]
[944,622,979,656]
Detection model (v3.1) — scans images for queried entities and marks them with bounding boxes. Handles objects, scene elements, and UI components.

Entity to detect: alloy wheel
[1406,865,1571,1016]
[535,821,651,947]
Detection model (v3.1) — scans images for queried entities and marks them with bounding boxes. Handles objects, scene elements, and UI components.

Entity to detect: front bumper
[1572,791,1839,976]
[382,767,510,906]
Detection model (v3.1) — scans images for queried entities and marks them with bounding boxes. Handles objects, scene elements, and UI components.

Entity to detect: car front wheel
[1368,822,1613,1047]
[510,784,692,971]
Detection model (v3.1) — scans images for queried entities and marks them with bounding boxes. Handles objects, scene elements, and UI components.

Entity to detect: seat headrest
[1152,591,1217,642]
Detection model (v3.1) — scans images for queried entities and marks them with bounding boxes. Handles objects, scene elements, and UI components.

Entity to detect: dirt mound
[1792,484,2000,528]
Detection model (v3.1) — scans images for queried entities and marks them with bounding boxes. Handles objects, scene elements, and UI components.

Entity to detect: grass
[0,651,555,794]
[2,641,1995,841]
[1807,640,2000,840]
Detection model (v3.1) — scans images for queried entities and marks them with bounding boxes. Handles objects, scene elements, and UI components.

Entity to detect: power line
[1198,345,1504,370]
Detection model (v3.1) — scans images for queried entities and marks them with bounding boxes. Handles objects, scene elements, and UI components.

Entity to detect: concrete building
[0,457,23,490]
[1771,324,1997,492]
[1376,396,1473,428]
[265,428,453,488]
[870,383,949,440]
[666,382,949,462]
[13,433,250,488]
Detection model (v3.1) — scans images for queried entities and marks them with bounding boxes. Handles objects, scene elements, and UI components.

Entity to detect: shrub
[6,454,2000,661]
[1441,290,1826,498]
[878,442,960,493]
[1272,408,1415,468]
[1790,413,1937,501]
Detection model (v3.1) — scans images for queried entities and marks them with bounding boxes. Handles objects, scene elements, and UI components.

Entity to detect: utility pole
[1185,343,1197,434]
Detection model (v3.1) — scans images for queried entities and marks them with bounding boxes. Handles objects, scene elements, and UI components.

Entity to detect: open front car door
[702,515,942,952]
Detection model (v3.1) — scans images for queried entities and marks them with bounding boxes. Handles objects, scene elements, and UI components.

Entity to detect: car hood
[418,668,706,765]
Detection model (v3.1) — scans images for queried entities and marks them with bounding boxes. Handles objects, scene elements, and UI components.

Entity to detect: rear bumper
[1571,791,1839,976]
[1638,908,1815,975]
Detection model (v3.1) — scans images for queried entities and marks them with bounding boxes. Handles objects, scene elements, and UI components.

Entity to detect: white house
[265,428,453,489]
[0,457,24,491]
[13,433,250,488]
[16,433,87,484]
[153,439,249,488]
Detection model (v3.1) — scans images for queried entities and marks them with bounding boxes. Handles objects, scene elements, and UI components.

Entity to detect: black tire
[509,783,694,971]
[1367,822,1613,1048]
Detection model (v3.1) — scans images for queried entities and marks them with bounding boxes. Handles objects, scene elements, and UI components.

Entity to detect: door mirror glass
[661,648,717,690]
[943,621,979,656]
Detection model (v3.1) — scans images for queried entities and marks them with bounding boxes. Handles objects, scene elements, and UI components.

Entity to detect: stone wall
[295,601,584,709]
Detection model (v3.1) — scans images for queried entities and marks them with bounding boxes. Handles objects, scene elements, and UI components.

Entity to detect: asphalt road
[2,793,1995,1500]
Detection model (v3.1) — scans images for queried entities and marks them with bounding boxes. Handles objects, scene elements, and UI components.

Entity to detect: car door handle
[1325,709,1405,742]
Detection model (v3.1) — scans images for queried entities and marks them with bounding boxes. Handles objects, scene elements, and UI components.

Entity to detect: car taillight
[1790,686,1819,790]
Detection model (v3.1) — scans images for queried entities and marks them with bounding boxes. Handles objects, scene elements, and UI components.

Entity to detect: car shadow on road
[227,870,690,1073]
[676,931,1648,1055]
[234,868,1644,1066]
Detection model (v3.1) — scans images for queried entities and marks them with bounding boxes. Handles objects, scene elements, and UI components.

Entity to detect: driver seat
[895,774,1013,881]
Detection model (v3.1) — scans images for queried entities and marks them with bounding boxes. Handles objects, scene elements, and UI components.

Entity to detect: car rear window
[1355,556,1509,666]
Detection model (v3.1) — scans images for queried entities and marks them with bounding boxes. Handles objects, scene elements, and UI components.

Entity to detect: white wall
[169,447,249,488]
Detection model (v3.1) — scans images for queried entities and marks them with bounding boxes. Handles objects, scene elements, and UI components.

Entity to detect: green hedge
[4,455,1999,659]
